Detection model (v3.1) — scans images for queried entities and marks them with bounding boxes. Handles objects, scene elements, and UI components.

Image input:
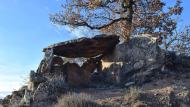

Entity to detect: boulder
[101,34,165,85]
[43,34,119,58]
[33,75,67,107]
[102,34,163,64]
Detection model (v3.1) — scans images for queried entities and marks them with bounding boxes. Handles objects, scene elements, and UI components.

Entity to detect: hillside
[1,34,190,107]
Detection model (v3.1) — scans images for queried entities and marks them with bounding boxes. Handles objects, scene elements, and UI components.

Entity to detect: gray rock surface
[101,34,165,85]
[28,70,47,91]
[32,74,67,107]
[102,34,163,64]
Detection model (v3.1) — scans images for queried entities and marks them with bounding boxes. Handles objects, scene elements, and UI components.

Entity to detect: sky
[0,0,190,98]
[0,0,87,98]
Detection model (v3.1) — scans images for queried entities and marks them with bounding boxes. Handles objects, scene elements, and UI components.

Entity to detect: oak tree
[50,0,183,41]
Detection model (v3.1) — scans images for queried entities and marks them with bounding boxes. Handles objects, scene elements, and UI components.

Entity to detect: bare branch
[63,17,129,30]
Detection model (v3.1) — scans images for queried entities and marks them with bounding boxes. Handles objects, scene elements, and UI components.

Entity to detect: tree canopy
[50,0,183,41]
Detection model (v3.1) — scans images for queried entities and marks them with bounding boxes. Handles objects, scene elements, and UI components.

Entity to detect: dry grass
[124,87,148,107]
[54,93,104,107]
[124,87,141,102]
[132,101,147,107]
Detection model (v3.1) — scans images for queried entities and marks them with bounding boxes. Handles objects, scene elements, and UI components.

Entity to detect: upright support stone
[44,48,54,73]
[36,48,54,73]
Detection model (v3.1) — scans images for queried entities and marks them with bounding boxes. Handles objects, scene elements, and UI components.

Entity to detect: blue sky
[0,0,83,98]
[0,0,190,98]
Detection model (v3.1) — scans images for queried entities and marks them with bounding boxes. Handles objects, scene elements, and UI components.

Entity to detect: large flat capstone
[43,35,119,58]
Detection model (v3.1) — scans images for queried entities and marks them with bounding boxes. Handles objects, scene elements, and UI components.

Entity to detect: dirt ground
[72,72,190,107]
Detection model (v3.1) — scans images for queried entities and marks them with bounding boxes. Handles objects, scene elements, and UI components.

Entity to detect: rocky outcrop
[1,86,28,107]
[3,34,190,107]
[43,34,119,58]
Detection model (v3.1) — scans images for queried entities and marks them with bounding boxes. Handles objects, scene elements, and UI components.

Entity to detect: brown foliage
[50,0,183,42]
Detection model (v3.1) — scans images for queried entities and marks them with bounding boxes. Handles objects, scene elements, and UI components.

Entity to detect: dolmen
[36,34,120,87]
